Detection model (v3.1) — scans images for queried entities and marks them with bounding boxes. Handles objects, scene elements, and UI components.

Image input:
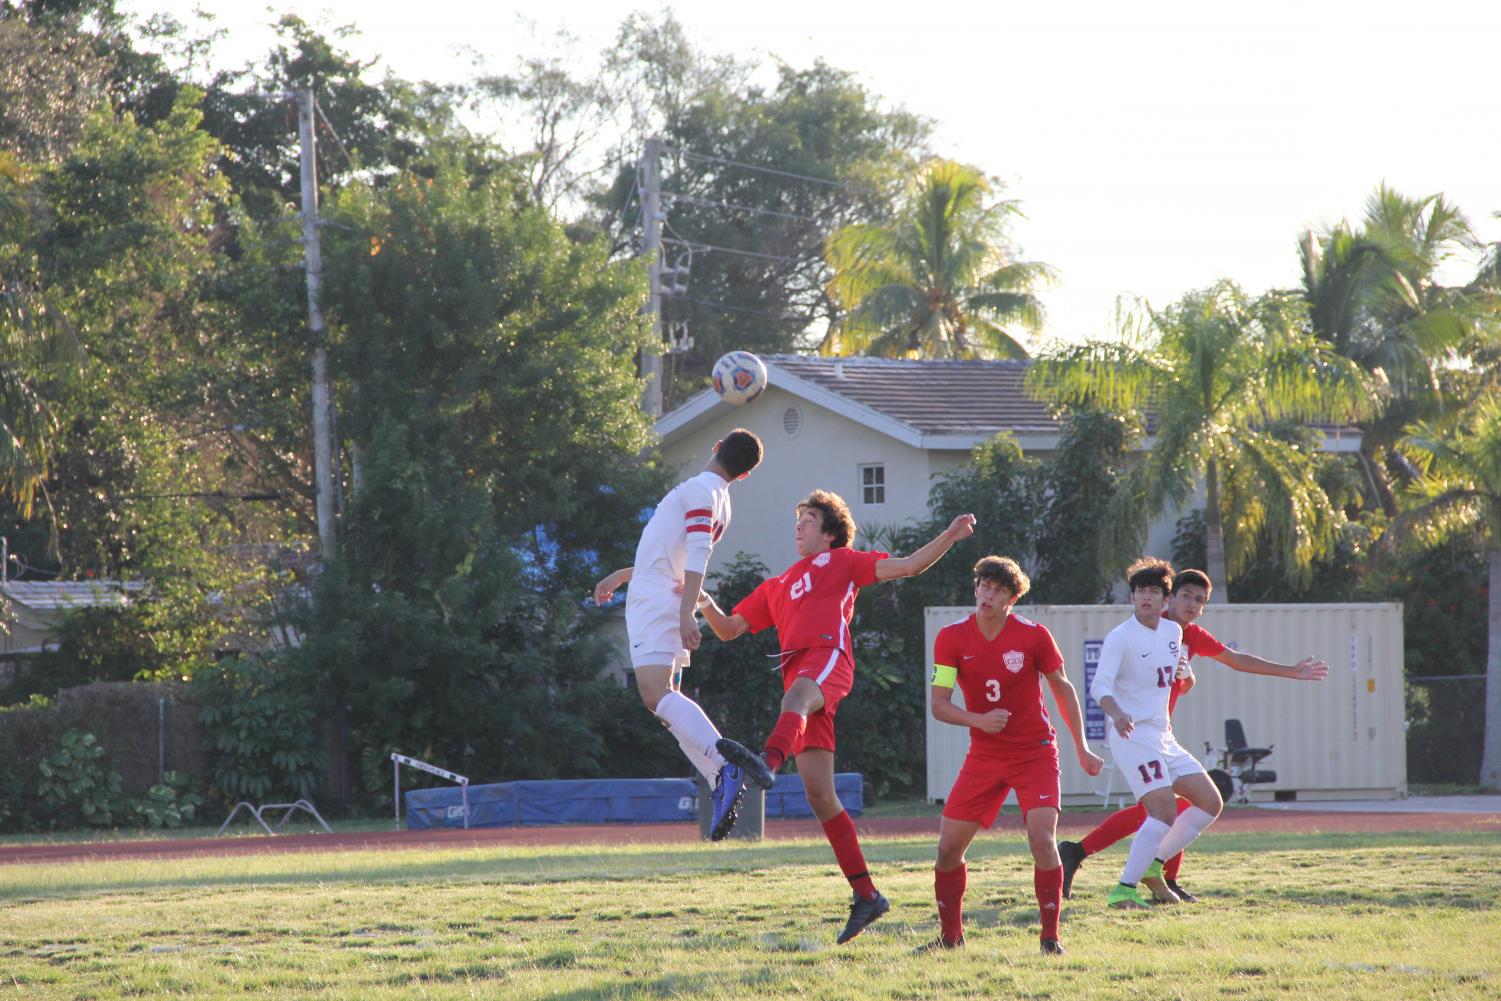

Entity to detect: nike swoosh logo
[1139,652,1150,657]
[962,655,975,660]
[1039,794,1052,800]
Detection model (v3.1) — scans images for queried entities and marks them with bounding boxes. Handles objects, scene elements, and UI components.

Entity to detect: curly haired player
[701,490,975,944]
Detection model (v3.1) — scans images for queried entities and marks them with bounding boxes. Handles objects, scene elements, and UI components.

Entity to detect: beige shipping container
[924,603,1406,806]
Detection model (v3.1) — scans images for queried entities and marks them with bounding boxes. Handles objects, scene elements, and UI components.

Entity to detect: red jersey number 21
[789,571,814,600]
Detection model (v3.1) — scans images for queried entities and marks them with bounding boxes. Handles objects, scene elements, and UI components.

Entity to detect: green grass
[1,829,1498,999]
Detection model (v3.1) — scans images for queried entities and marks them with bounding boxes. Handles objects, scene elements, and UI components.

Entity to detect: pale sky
[124,0,1501,345]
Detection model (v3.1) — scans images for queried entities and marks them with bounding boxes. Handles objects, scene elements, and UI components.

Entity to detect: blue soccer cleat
[709,761,747,841]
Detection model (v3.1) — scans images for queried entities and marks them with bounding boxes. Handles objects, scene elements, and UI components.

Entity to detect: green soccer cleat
[1108,883,1150,910]
[1141,860,1180,904]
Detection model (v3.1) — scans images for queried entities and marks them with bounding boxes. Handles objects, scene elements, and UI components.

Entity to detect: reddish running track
[3,807,1497,866]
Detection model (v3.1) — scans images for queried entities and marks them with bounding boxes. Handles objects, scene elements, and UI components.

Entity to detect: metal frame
[216,799,332,836]
[391,752,470,829]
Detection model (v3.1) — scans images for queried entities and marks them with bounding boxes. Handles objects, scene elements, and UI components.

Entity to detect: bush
[124,771,204,829]
[194,656,323,804]
[35,729,123,829]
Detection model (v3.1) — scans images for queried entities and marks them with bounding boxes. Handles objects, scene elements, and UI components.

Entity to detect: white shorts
[625,583,689,671]
[1108,722,1206,799]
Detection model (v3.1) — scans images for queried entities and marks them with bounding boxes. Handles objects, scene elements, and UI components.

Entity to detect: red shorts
[941,744,1061,826]
[781,647,854,755]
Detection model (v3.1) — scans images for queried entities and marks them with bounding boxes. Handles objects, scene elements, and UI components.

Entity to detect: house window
[860,464,886,505]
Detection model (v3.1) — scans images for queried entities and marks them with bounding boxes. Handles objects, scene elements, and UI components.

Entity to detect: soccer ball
[711,351,768,406]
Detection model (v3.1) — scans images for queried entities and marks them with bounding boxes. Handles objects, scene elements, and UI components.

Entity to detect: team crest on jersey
[1169,640,1179,654]
[1003,650,1025,673]
[813,551,832,567]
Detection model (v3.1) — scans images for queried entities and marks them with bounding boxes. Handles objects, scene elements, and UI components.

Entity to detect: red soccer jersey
[1167,621,1228,716]
[733,547,888,653]
[932,612,1064,756]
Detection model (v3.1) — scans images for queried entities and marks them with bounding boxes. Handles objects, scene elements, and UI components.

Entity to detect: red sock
[1163,798,1191,879]
[1080,802,1147,856]
[1035,865,1063,941]
[763,712,806,772]
[934,864,966,943]
[822,810,877,900]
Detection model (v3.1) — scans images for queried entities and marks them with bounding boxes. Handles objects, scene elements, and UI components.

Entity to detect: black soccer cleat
[914,933,964,953]
[715,737,777,791]
[835,891,890,944]
[1058,839,1086,899]
[1040,937,1065,956]
[709,761,747,841]
[1165,879,1199,903]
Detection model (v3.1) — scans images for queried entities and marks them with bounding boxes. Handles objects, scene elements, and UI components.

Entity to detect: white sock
[1154,806,1218,862]
[654,691,726,783]
[1120,816,1171,885]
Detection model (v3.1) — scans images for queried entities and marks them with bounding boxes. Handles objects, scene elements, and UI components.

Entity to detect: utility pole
[298,87,337,561]
[640,136,664,418]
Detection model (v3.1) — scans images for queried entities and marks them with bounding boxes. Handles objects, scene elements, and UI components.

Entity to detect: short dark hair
[974,556,1030,600]
[1126,556,1174,596]
[796,489,856,549]
[716,429,763,479]
[1173,568,1213,597]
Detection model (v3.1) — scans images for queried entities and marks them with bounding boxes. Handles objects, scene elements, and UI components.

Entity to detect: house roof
[0,580,141,611]
[655,354,1362,454]
[657,355,1065,451]
[769,356,1059,436]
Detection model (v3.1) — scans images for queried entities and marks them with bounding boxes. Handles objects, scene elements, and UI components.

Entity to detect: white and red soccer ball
[711,351,768,406]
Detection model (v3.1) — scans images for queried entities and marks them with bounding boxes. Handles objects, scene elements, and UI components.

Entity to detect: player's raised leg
[635,663,748,841]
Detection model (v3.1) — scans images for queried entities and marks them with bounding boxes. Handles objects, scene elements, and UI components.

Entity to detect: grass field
[2,828,1498,999]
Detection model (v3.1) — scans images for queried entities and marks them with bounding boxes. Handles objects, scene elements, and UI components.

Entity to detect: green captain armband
[931,663,958,688]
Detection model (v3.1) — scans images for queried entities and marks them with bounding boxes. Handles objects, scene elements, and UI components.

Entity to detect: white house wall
[924,603,1406,805]
[659,387,945,582]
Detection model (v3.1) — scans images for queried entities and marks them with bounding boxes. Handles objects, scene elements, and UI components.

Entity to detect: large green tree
[1399,392,1501,788]
[823,159,1054,359]
[289,154,667,792]
[1299,185,1501,515]
[1028,282,1375,596]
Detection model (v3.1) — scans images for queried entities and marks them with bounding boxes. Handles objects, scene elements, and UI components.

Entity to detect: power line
[661,235,813,265]
[662,191,818,224]
[666,147,863,192]
[667,294,809,323]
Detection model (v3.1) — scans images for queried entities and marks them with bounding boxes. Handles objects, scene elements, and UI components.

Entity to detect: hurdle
[391,752,470,829]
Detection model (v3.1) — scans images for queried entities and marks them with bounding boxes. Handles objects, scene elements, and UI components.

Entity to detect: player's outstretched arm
[1215,650,1330,681]
[698,593,751,642]
[594,567,632,605]
[1044,670,1104,776]
[875,513,977,581]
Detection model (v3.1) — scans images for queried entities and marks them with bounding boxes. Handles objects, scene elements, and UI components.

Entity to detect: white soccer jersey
[1089,615,1184,729]
[632,470,731,587]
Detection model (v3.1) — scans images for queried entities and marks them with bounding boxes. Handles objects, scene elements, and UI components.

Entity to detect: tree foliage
[1028,282,1376,595]
[824,159,1054,360]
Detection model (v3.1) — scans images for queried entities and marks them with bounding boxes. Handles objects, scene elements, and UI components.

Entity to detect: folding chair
[1210,718,1277,804]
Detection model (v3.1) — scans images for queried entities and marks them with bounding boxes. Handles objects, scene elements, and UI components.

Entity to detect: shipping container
[924,603,1406,806]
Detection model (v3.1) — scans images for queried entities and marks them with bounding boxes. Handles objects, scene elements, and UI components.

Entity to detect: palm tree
[1027,281,1375,597]
[1400,393,1501,787]
[1299,185,1501,516]
[0,152,77,516]
[821,159,1055,359]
